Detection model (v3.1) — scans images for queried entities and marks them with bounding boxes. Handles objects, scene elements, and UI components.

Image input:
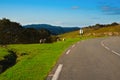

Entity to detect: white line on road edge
[72,45,75,48]
[101,40,120,57]
[104,46,110,50]
[66,50,71,55]
[112,50,120,56]
[52,64,63,80]
[101,41,105,46]
[101,41,110,50]
[77,42,80,44]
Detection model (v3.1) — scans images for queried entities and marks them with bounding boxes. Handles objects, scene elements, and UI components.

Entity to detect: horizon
[0,0,120,27]
[22,22,119,28]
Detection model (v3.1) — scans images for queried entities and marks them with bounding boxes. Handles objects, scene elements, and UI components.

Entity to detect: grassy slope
[59,30,80,38]
[59,25,120,38]
[83,25,120,36]
[59,30,96,39]
[0,38,81,80]
[0,47,9,60]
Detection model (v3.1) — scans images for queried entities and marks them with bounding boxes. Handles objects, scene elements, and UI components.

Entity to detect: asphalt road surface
[47,36,120,80]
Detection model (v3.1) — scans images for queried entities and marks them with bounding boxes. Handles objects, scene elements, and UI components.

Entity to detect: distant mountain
[23,24,80,35]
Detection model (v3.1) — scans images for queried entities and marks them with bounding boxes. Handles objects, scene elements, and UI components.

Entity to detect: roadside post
[79,28,83,35]
[79,28,83,39]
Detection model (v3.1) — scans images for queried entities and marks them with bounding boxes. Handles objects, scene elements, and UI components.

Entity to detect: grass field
[0,38,84,80]
[0,47,9,60]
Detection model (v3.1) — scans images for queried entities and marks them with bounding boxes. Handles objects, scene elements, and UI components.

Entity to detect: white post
[79,29,83,35]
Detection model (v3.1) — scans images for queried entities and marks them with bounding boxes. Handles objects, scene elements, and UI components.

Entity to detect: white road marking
[77,42,80,44]
[101,42,104,46]
[101,40,120,57]
[72,45,75,48]
[52,64,63,80]
[101,41,105,46]
[101,41,110,50]
[66,50,71,55]
[104,46,110,50]
[112,50,120,56]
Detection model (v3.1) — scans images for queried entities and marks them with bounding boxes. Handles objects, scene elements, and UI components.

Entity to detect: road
[47,37,120,80]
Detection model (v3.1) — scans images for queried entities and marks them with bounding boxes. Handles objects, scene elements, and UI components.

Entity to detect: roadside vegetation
[0,38,82,80]
[60,23,120,39]
[83,23,120,37]
[0,48,9,60]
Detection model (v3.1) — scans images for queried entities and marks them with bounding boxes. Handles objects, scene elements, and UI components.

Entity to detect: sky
[0,0,120,27]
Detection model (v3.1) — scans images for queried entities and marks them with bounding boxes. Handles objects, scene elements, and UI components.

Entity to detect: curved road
[47,37,120,80]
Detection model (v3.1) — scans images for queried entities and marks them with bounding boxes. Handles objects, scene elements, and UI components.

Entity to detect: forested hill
[0,18,52,44]
[0,18,79,44]
[23,24,80,35]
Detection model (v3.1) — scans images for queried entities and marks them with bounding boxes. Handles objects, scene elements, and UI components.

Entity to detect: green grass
[0,47,9,60]
[0,38,82,80]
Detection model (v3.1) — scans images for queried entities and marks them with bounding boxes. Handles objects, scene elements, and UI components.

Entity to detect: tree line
[85,22,119,30]
[0,18,53,44]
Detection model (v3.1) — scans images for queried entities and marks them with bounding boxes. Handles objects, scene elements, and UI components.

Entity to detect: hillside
[83,25,120,37]
[60,25,120,38]
[23,24,80,35]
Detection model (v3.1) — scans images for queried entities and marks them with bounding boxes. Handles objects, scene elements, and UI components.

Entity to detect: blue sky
[0,0,120,27]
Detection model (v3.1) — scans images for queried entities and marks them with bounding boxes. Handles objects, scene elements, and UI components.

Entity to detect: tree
[38,28,51,39]
[18,28,41,43]
[0,18,53,44]
[0,18,23,44]
[111,22,119,26]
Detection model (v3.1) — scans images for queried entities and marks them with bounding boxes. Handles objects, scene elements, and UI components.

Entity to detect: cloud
[71,6,80,10]
[101,5,120,15]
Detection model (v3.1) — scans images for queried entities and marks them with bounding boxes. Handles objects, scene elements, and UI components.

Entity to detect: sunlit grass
[0,38,81,80]
[0,47,9,60]
[83,25,120,36]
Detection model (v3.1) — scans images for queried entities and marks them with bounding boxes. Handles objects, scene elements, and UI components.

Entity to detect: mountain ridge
[23,24,80,35]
